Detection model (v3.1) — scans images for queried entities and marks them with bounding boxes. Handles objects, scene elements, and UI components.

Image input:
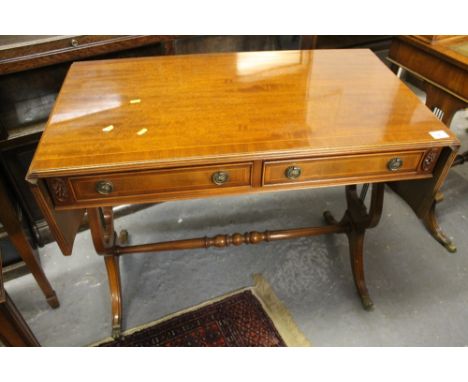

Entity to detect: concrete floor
[4,86,468,347]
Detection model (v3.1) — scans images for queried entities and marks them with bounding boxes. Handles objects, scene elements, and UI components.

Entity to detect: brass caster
[443,241,457,253]
[118,229,129,245]
[361,295,374,311]
[433,232,457,253]
[434,191,444,204]
[111,326,122,340]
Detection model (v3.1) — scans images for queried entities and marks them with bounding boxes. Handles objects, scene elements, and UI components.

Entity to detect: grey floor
[4,85,468,347]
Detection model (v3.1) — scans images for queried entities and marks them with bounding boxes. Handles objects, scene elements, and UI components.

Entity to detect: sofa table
[26,50,459,338]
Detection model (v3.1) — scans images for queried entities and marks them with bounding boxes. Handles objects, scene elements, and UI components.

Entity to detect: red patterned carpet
[100,290,286,347]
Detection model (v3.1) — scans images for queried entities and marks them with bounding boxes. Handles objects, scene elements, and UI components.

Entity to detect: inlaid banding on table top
[26,49,458,180]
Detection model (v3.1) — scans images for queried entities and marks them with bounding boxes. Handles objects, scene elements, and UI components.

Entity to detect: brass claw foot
[423,201,457,253]
[429,220,456,252]
[442,240,457,253]
[111,326,122,340]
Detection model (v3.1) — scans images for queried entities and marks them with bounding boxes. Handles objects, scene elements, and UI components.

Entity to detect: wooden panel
[0,35,180,75]
[65,163,252,203]
[263,150,428,186]
[412,35,460,44]
[26,49,457,181]
[389,146,459,218]
[399,35,468,69]
[388,36,468,101]
[29,180,84,256]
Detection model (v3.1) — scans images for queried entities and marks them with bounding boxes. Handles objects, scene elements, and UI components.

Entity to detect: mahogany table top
[27,49,457,180]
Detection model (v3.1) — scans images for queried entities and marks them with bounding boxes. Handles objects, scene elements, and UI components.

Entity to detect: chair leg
[0,177,59,308]
[0,291,40,346]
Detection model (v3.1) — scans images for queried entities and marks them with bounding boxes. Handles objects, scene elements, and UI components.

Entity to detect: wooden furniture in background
[0,35,182,272]
[388,35,468,252]
[26,50,459,338]
[0,35,179,75]
[0,174,59,307]
[0,35,394,273]
[0,250,40,346]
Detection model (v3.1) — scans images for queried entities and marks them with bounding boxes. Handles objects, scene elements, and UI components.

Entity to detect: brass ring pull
[96,180,114,195]
[387,157,403,171]
[285,166,302,180]
[212,171,229,185]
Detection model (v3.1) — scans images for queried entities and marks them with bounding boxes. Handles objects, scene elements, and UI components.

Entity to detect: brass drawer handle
[285,166,302,180]
[71,38,79,47]
[387,157,403,171]
[212,171,229,185]
[96,180,114,195]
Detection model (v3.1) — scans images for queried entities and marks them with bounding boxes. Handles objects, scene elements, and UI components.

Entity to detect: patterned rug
[100,290,285,347]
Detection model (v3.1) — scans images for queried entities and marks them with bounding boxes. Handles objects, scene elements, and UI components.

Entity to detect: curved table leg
[324,183,384,310]
[104,255,122,339]
[347,227,373,310]
[423,83,464,253]
[88,207,122,338]
[422,201,456,253]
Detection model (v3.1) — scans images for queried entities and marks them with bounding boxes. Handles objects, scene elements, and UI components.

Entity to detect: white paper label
[429,130,450,139]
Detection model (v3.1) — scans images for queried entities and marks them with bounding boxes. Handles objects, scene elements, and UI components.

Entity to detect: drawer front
[263,151,429,186]
[68,163,252,202]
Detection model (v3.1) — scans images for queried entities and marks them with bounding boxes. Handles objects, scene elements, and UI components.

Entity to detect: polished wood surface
[0,35,180,75]
[27,50,460,338]
[42,148,440,210]
[0,35,187,268]
[262,150,431,186]
[66,163,253,204]
[27,49,457,180]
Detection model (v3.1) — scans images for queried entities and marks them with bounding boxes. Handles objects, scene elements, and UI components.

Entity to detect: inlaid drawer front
[263,151,429,186]
[69,163,252,202]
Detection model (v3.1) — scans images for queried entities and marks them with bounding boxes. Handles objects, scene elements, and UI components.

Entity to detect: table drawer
[263,150,431,186]
[67,163,252,202]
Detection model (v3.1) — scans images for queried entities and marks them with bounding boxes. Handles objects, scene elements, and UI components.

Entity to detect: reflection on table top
[28,49,457,179]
